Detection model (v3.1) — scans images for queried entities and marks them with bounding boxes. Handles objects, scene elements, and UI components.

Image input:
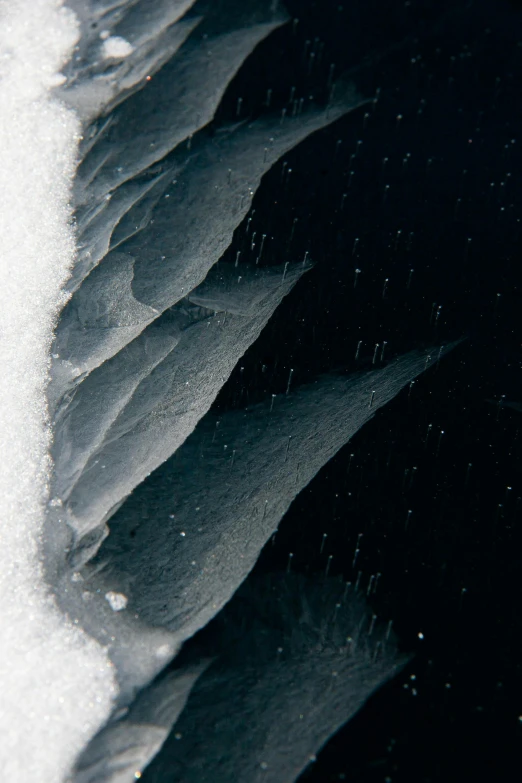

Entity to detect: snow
[105,591,129,612]
[0,2,117,781]
[101,36,134,60]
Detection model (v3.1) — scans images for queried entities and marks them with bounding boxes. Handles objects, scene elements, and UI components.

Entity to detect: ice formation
[141,574,408,783]
[82,347,455,644]
[63,348,453,781]
[73,662,211,783]
[69,574,407,782]
[1,0,462,781]
[50,260,312,564]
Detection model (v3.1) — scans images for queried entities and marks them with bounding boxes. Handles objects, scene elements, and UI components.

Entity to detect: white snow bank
[0,2,117,782]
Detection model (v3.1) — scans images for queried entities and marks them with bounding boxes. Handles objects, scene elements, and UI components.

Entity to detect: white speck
[101,36,133,60]
[0,1,117,778]
[155,644,173,659]
[46,72,66,87]
[105,591,128,611]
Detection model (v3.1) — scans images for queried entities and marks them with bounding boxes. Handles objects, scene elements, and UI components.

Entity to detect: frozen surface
[0,0,463,779]
[142,574,408,783]
[0,2,116,782]
[58,0,199,124]
[50,260,311,564]
[72,0,289,212]
[78,346,455,644]
[47,0,369,571]
[72,662,210,783]
[45,347,452,778]
[50,78,366,403]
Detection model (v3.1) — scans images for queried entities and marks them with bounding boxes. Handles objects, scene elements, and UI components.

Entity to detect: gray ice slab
[73,171,171,289]
[61,1,198,124]
[51,318,181,503]
[73,0,290,209]
[79,346,455,642]
[141,574,408,783]
[52,79,368,397]
[55,261,310,551]
[70,662,210,783]
[44,347,451,751]
[49,251,162,413]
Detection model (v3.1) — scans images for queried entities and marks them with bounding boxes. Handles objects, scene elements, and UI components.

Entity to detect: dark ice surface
[44,0,522,780]
[72,662,210,783]
[85,347,457,641]
[52,260,311,553]
[141,574,408,783]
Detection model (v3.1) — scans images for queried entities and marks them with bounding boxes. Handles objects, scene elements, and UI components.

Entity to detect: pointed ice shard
[45,345,457,763]
[52,78,368,399]
[51,259,312,559]
[141,573,408,783]
[74,346,456,642]
[73,0,290,209]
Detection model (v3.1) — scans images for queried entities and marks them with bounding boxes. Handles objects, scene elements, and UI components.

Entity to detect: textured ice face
[51,80,367,400]
[46,0,370,568]
[138,574,409,783]
[51,261,312,558]
[70,0,289,210]
[82,346,456,642]
[1,1,462,781]
[72,661,212,783]
[72,574,408,783]
[55,347,453,782]
[57,0,199,124]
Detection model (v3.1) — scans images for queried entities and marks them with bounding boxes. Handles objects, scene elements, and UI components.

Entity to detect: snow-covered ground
[0,3,116,781]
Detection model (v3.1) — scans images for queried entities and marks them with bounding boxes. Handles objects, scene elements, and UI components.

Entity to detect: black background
[193,0,522,780]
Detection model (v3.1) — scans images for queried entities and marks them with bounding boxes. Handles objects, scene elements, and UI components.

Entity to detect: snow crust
[0,3,116,781]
